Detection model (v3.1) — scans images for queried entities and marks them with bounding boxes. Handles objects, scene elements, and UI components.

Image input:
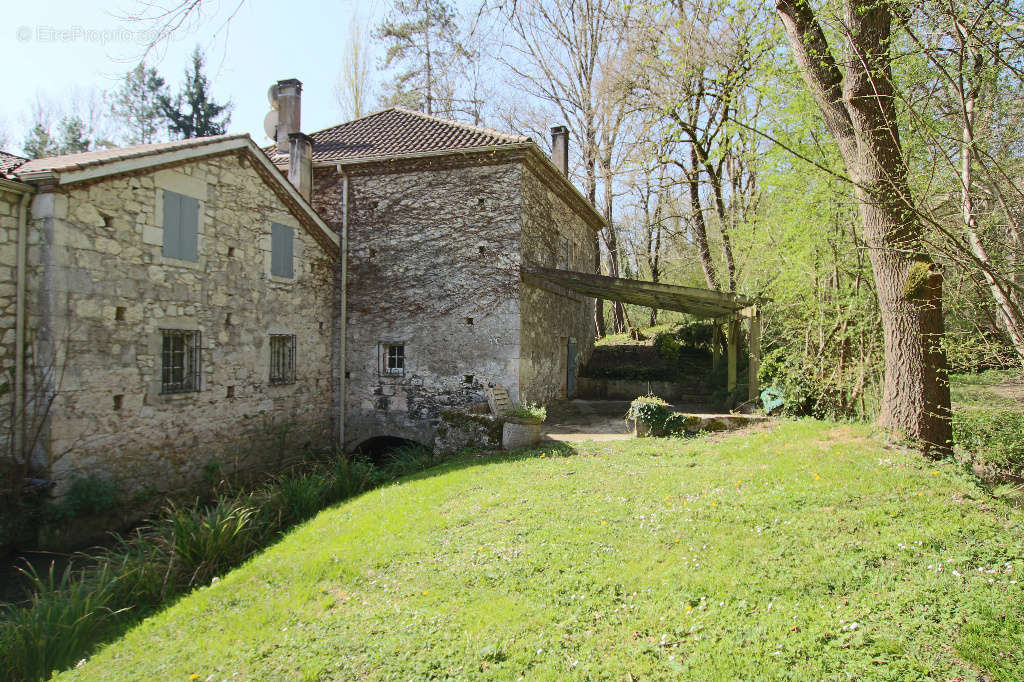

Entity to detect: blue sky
[1,0,397,150]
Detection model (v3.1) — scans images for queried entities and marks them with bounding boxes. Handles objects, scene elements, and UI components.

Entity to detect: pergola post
[727,319,739,394]
[748,310,761,402]
[711,324,721,370]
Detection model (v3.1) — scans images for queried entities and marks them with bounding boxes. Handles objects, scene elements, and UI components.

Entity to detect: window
[271,222,295,278]
[269,334,296,384]
[381,344,405,376]
[559,236,569,269]
[161,330,201,394]
[162,190,199,261]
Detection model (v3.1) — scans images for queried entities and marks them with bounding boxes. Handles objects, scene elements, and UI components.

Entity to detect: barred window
[161,330,201,394]
[382,343,405,376]
[270,334,296,384]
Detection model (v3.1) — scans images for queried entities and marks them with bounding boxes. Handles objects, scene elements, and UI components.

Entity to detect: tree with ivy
[159,46,232,139]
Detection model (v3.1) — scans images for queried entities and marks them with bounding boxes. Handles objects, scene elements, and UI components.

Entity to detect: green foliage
[953,408,1024,477]
[46,475,121,523]
[625,395,675,435]
[160,499,257,587]
[375,0,471,116]
[0,562,122,682]
[757,348,864,420]
[22,115,94,159]
[159,46,232,139]
[112,62,168,145]
[510,402,546,423]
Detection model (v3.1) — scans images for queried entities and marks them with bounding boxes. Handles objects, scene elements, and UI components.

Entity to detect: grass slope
[63,421,1023,680]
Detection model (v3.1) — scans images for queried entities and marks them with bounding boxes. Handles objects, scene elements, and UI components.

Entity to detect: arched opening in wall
[353,436,428,467]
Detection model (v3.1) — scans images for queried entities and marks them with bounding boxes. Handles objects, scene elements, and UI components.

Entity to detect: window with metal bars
[161,330,201,394]
[269,334,296,384]
[381,343,405,376]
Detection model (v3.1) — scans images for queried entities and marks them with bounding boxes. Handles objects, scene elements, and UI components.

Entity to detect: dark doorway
[567,337,577,399]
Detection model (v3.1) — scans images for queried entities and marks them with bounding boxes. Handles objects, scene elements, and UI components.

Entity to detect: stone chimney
[288,132,313,201]
[550,125,569,176]
[275,79,302,154]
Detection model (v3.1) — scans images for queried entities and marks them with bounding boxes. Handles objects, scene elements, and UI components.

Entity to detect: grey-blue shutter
[162,191,181,258]
[162,191,199,261]
[179,194,199,261]
[271,223,294,278]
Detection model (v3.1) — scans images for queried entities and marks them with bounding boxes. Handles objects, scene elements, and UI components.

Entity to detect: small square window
[381,343,405,377]
[226,385,235,399]
[465,317,473,325]
[227,246,235,258]
[115,306,126,322]
[161,329,201,394]
[113,394,123,410]
[269,334,296,384]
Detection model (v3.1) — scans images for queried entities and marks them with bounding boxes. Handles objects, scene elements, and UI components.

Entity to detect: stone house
[263,80,605,451]
[0,136,339,494]
[0,78,604,494]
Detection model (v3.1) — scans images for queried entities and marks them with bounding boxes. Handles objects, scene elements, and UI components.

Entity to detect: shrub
[953,408,1024,477]
[45,475,121,523]
[160,498,258,586]
[652,333,682,367]
[757,348,859,420]
[263,471,333,529]
[672,322,715,351]
[511,402,547,423]
[328,455,381,500]
[625,395,674,435]
[382,445,443,478]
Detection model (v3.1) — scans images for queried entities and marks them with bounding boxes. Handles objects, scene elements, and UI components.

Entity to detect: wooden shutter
[271,223,294,278]
[179,194,199,261]
[162,191,199,262]
[162,191,181,258]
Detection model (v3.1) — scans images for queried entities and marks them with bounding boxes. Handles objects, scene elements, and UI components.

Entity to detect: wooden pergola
[522,266,763,401]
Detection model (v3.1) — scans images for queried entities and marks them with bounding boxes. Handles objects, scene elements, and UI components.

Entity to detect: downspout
[338,168,349,450]
[15,188,32,460]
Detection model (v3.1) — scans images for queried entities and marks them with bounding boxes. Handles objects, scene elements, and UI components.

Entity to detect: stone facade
[519,159,597,404]
[20,152,336,494]
[311,148,601,451]
[0,184,31,460]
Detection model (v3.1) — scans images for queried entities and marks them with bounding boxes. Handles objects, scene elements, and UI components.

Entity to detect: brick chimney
[275,79,302,154]
[550,125,569,176]
[288,132,313,201]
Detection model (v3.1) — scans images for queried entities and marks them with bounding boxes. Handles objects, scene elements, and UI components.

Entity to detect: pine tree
[113,63,169,144]
[375,0,472,117]
[22,124,59,159]
[159,47,232,139]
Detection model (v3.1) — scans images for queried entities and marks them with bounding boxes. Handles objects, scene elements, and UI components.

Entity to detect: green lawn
[63,421,1023,680]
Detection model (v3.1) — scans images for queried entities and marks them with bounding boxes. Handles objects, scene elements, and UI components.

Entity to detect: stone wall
[312,158,525,450]
[517,161,599,404]
[0,186,30,460]
[28,152,335,495]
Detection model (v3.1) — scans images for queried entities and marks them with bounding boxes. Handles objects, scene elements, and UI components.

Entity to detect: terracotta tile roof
[266,108,531,165]
[13,135,249,176]
[0,150,28,179]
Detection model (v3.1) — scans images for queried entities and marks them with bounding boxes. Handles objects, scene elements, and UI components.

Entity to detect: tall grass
[0,562,124,681]
[0,447,449,681]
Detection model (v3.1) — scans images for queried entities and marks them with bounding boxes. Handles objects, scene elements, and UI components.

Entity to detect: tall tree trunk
[776,0,952,453]
[958,24,1024,364]
[687,150,720,290]
[602,157,626,333]
[584,127,606,338]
